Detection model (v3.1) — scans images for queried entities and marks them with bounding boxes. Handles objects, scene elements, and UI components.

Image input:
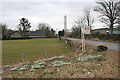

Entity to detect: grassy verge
[2,40,118,78]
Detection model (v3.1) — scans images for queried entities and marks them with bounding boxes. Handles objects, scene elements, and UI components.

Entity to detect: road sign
[81,25,90,51]
[81,25,90,34]
[81,25,85,33]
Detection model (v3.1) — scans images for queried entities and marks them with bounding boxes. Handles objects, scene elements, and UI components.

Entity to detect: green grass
[2,38,71,65]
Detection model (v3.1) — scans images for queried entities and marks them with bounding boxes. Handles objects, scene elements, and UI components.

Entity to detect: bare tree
[73,17,85,38]
[0,23,8,37]
[37,22,55,37]
[75,7,94,31]
[17,25,22,34]
[94,0,119,34]
[117,1,120,27]
[38,22,49,31]
[0,23,13,39]
[75,17,85,27]
[83,7,94,30]
[71,25,81,38]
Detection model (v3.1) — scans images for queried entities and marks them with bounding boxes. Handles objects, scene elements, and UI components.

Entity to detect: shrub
[85,32,119,41]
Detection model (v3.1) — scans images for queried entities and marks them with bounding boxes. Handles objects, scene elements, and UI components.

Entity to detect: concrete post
[64,15,67,38]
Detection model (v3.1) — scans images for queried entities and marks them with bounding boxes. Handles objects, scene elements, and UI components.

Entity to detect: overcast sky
[0,0,105,32]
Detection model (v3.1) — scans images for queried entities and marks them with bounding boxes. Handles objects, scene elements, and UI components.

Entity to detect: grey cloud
[0,1,102,31]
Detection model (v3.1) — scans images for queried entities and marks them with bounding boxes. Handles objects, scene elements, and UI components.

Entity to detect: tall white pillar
[64,15,67,38]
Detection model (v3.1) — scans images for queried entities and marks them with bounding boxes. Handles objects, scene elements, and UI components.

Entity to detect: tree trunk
[111,28,113,34]
[110,23,113,34]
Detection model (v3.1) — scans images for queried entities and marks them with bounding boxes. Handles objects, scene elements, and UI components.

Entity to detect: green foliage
[52,61,71,67]
[9,56,65,72]
[43,70,48,75]
[0,23,14,40]
[58,29,64,36]
[11,67,19,71]
[92,32,101,37]
[48,56,64,61]
[2,37,32,40]
[30,69,35,72]
[5,65,11,68]
[18,18,31,32]
[85,32,119,41]
[76,55,102,62]
[32,65,45,69]
[19,67,27,71]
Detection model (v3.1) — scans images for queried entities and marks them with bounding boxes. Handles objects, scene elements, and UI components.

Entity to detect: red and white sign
[81,25,90,34]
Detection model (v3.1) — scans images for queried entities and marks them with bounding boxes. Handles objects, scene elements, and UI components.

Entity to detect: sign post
[45,50,48,58]
[21,52,24,62]
[81,33,84,51]
[81,25,90,51]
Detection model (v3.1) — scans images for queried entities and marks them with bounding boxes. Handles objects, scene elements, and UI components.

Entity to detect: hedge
[85,32,120,41]
[2,37,32,40]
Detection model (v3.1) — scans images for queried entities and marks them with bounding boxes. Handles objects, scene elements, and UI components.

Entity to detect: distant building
[23,31,45,38]
[11,31,22,38]
[92,28,120,34]
[10,31,46,38]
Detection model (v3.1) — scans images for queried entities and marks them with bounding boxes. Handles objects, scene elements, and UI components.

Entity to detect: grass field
[2,38,71,65]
